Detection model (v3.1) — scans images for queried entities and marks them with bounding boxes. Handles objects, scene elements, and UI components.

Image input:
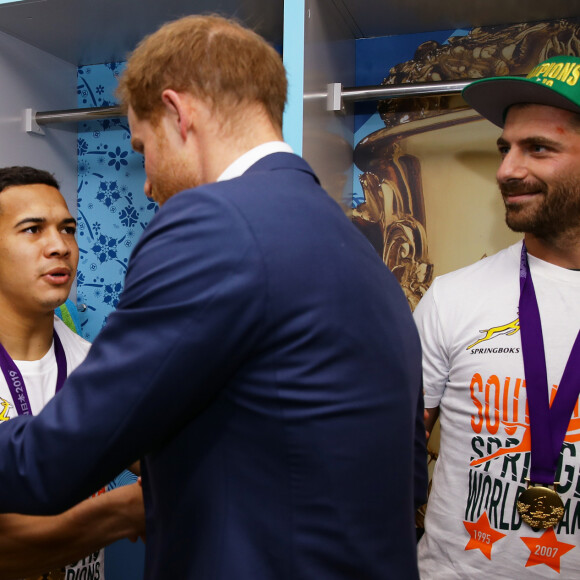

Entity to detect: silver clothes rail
[36,105,124,124]
[27,79,472,130]
[24,105,124,134]
[325,79,470,111]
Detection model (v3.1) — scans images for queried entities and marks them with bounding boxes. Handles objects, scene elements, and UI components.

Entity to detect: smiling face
[0,184,78,319]
[496,104,580,241]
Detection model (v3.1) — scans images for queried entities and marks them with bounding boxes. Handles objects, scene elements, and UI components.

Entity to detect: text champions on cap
[527,60,580,87]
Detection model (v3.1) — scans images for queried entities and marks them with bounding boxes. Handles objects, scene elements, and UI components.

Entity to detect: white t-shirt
[0,317,105,580]
[415,241,580,579]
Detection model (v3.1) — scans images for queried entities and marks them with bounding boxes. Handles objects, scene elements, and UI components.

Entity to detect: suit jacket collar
[246,152,321,185]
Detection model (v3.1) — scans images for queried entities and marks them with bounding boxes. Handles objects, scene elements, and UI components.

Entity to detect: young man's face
[496,104,580,239]
[0,184,78,318]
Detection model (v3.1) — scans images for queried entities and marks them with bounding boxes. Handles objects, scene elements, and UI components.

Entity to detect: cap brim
[462,76,580,127]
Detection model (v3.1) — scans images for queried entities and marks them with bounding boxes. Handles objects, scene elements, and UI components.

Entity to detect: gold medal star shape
[463,512,507,559]
[521,528,575,573]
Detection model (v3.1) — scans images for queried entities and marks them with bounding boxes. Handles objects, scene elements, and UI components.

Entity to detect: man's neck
[199,105,284,184]
[0,311,55,361]
[524,232,580,269]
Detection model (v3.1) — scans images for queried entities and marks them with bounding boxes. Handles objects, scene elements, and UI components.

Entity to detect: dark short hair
[0,166,59,194]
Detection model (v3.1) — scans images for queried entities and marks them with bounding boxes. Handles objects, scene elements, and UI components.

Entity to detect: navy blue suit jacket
[0,153,426,579]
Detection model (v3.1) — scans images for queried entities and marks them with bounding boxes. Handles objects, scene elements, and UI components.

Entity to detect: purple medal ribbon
[519,242,580,485]
[0,332,67,416]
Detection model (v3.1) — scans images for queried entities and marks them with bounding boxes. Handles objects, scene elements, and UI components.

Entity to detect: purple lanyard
[519,242,580,485]
[0,332,67,416]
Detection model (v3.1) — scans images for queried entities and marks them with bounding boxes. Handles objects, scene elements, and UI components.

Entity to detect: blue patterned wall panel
[77,61,148,579]
[77,63,157,342]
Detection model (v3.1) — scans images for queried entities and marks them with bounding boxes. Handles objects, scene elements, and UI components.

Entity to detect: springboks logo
[467,318,520,350]
[0,397,11,421]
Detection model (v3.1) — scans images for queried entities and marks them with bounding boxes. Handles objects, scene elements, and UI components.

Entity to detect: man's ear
[161,89,191,141]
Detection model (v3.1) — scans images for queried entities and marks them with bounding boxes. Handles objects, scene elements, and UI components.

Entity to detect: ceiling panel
[0,0,577,66]
[333,0,578,38]
[0,0,284,65]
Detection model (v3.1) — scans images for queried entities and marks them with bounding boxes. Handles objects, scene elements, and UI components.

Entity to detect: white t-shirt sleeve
[413,280,449,409]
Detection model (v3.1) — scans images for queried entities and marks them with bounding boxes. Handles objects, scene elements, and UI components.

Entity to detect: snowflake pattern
[103,282,124,308]
[77,62,158,341]
[91,233,120,263]
[119,205,139,228]
[107,146,129,170]
[95,180,122,208]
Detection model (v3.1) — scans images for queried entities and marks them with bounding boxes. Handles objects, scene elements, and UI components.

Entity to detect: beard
[499,174,580,240]
[149,161,200,206]
[147,127,202,206]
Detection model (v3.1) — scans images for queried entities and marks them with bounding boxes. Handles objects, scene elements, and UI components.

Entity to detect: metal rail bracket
[24,108,45,135]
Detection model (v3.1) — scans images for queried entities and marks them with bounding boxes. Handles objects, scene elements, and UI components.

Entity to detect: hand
[424,407,439,441]
[129,477,145,543]
[128,460,141,476]
[111,481,146,543]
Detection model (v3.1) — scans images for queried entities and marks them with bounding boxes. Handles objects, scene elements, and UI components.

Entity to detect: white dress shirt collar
[217,141,294,182]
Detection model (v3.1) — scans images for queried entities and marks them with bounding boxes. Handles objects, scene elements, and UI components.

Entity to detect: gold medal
[516,484,564,529]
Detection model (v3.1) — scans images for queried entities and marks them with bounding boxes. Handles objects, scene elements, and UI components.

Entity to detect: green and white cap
[462,55,580,127]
